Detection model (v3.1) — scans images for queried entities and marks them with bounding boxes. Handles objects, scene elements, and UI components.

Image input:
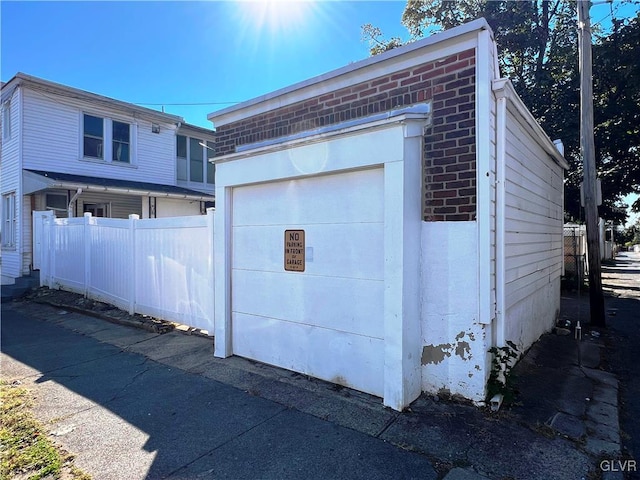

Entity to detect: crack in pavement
[374,411,400,438]
[162,406,288,479]
[107,359,151,403]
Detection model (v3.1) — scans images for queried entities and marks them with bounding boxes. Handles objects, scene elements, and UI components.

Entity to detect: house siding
[503,104,564,350]
[76,191,142,219]
[1,87,23,281]
[21,88,177,185]
[214,49,477,222]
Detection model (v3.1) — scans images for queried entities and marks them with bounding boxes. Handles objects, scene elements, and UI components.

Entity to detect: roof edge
[493,78,569,170]
[3,72,184,123]
[24,169,215,201]
[208,18,491,126]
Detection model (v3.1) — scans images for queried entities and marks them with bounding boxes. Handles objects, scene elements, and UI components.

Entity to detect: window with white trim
[83,114,103,159]
[82,113,134,164]
[176,135,215,185]
[112,120,130,163]
[2,100,11,141]
[2,192,16,248]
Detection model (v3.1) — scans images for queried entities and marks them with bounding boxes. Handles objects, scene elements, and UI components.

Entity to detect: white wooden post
[206,208,215,334]
[128,214,139,315]
[84,212,92,297]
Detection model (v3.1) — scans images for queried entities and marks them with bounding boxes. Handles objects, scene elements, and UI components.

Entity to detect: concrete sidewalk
[3,296,600,480]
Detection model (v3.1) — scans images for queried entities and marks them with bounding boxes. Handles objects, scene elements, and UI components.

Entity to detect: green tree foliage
[617,219,640,246]
[363,1,640,225]
[593,14,640,220]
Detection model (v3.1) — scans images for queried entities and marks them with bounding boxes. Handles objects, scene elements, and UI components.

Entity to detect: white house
[1,73,215,286]
[208,19,568,410]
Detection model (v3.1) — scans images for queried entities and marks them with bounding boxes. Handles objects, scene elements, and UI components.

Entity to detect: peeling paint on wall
[455,341,471,360]
[422,330,475,365]
[421,344,453,365]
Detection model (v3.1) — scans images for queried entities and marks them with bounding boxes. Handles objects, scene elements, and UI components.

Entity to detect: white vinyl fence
[35,210,214,334]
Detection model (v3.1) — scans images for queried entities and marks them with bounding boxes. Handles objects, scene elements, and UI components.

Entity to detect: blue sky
[2,1,637,129]
[1,1,410,128]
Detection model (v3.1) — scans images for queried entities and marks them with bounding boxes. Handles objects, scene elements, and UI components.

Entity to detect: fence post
[206,208,215,333]
[128,214,139,315]
[42,214,51,288]
[50,217,58,290]
[84,213,92,297]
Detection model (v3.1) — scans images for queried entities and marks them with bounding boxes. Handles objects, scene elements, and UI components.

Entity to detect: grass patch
[0,380,91,480]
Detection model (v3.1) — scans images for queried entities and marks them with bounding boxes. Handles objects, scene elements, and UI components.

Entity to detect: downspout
[67,188,82,218]
[494,90,507,347]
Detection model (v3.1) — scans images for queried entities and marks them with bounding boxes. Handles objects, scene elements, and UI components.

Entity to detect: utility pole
[577,0,605,326]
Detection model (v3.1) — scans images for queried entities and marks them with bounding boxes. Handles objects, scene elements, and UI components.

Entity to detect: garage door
[231,168,384,396]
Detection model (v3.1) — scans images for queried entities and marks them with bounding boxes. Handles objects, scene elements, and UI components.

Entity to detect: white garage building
[208,19,567,411]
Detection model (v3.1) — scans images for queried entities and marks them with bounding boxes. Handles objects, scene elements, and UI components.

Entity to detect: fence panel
[563,225,586,288]
[50,218,86,294]
[34,211,215,334]
[87,216,133,311]
[134,214,214,332]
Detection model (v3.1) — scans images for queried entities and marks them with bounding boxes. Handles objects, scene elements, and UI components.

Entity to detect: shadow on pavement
[1,306,437,480]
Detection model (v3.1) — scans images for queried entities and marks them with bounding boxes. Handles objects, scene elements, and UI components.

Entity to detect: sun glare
[239,0,313,34]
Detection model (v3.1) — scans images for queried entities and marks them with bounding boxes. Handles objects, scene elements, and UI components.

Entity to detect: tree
[592,14,640,223]
[617,219,640,247]
[362,1,640,226]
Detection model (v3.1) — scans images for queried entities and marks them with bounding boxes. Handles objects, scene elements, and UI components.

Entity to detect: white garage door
[231,168,385,396]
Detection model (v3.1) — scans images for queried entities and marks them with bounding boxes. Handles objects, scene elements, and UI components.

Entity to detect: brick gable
[214,49,477,221]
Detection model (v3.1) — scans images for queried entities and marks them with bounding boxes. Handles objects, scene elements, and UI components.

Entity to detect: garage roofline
[207,18,491,128]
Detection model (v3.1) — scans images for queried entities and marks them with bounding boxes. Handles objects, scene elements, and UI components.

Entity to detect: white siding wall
[75,192,142,219]
[21,89,177,185]
[1,87,22,282]
[503,105,564,350]
[155,197,202,218]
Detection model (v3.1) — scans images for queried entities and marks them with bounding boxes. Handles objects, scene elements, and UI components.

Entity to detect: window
[83,203,109,217]
[112,120,130,163]
[2,100,11,141]
[2,193,16,248]
[82,113,134,164]
[177,135,187,181]
[176,135,214,185]
[190,137,203,182]
[83,114,104,159]
[46,193,68,217]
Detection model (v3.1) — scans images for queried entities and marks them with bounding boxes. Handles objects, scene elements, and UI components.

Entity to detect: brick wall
[214,49,477,221]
